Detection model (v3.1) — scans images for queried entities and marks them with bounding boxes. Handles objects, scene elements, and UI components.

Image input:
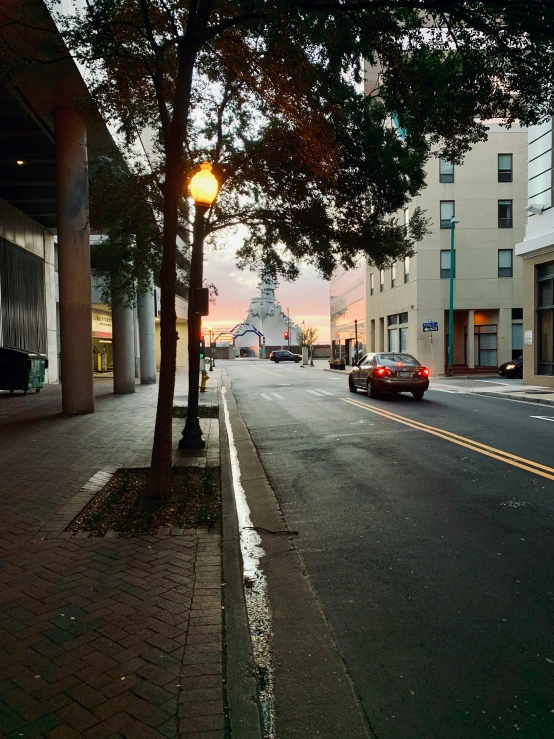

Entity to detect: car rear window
[377,354,420,366]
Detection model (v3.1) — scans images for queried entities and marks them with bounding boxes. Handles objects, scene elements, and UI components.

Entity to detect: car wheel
[367,380,378,399]
[274,359,279,363]
[295,359,300,363]
[348,376,357,393]
[412,391,424,401]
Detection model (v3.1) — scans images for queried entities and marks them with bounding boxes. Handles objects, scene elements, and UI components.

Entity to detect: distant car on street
[498,355,523,379]
[269,350,301,363]
[349,352,430,400]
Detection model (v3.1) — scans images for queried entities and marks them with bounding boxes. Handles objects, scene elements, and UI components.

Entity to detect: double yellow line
[341,397,554,482]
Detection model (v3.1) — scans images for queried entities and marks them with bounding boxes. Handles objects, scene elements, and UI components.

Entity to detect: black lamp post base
[179,433,206,449]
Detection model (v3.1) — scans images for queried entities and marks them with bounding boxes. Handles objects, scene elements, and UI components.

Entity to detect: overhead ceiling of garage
[0,84,56,230]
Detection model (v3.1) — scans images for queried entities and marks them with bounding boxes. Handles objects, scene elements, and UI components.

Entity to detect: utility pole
[354,319,358,364]
[447,217,460,374]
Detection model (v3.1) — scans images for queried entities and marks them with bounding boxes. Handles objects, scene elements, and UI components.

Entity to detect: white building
[331,125,528,375]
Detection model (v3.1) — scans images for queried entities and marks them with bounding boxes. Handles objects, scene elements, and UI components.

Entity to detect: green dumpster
[0,347,48,395]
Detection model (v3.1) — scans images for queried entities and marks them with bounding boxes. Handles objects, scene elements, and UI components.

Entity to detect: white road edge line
[306,389,324,396]
[221,387,275,731]
[530,416,554,422]
[317,389,334,396]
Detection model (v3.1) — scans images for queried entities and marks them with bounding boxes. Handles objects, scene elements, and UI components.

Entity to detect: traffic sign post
[422,319,439,332]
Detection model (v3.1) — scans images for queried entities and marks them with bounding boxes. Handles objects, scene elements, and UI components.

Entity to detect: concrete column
[112,301,136,394]
[498,308,513,366]
[467,310,475,368]
[137,279,157,384]
[55,109,94,414]
[133,305,140,378]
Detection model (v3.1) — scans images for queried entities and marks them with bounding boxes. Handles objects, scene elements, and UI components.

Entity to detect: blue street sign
[422,321,439,332]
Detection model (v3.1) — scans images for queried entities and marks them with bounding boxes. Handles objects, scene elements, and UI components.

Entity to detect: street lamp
[180,162,219,449]
[447,216,460,373]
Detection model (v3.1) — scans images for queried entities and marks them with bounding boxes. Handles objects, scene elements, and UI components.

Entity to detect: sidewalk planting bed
[173,403,219,418]
[68,465,221,536]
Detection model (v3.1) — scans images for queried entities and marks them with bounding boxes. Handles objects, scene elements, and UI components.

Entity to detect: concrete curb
[471,390,554,407]
[219,377,264,739]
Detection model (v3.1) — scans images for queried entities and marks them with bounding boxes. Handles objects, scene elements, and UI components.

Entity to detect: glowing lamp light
[16,160,24,165]
[189,162,219,206]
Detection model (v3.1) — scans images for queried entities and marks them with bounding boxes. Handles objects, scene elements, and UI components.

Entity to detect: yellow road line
[341,397,554,482]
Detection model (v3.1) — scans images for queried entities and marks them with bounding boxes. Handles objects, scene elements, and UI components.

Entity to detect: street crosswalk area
[260,388,336,401]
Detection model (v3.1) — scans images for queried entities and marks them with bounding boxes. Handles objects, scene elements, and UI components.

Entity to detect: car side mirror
[352,361,358,367]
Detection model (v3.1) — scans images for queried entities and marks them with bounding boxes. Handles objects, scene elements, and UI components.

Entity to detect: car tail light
[375,366,392,377]
[418,367,430,377]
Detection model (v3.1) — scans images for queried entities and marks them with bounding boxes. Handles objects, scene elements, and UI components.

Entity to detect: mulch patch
[172,405,219,418]
[68,466,221,536]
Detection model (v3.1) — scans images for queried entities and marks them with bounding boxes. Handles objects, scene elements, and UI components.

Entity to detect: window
[388,328,399,352]
[511,322,523,360]
[391,264,397,287]
[399,312,409,324]
[399,327,408,352]
[475,325,497,367]
[439,159,454,183]
[404,256,410,283]
[370,273,374,296]
[498,249,513,278]
[512,308,523,320]
[498,200,513,228]
[403,208,409,226]
[537,261,554,375]
[440,250,455,279]
[498,154,513,183]
[440,200,455,229]
[380,269,385,292]
[387,314,398,326]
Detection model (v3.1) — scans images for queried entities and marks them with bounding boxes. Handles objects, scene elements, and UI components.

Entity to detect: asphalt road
[224,359,554,739]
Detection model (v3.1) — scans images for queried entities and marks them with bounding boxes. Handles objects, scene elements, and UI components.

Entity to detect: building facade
[360,126,527,375]
[515,118,554,387]
[330,259,366,363]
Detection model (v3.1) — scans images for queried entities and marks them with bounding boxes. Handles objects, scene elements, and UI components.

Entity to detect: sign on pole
[422,319,439,332]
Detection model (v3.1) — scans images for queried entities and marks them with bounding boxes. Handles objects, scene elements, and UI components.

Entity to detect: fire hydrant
[200,370,209,393]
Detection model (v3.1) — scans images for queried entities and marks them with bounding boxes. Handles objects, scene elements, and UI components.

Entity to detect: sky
[202,232,331,344]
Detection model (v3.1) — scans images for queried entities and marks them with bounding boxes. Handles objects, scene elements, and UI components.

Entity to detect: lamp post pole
[180,202,208,448]
[447,217,460,373]
[209,328,214,371]
[354,319,358,364]
[180,162,218,450]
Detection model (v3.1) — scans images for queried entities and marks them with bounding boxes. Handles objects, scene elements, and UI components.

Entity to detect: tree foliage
[296,326,320,349]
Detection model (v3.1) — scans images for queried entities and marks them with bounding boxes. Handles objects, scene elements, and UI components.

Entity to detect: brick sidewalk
[0,373,225,738]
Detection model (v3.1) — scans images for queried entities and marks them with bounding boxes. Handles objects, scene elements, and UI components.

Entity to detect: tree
[296,327,320,362]
[4,0,554,499]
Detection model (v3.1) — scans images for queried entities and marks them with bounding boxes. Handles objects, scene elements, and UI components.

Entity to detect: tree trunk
[149,167,180,500]
[148,39,198,499]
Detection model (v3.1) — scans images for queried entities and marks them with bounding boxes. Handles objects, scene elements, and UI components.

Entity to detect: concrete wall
[365,127,527,374]
[0,197,58,383]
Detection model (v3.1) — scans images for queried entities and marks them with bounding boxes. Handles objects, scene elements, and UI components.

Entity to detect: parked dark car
[269,350,301,363]
[348,352,430,400]
[498,355,523,379]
